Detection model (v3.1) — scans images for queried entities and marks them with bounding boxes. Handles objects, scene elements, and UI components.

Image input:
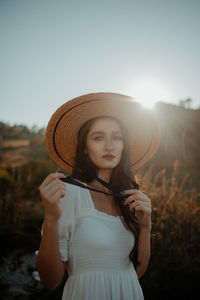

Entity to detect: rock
[0,249,67,299]
[32,270,41,282]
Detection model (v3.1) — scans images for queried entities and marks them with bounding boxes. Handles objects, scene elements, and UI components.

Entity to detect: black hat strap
[58,170,139,199]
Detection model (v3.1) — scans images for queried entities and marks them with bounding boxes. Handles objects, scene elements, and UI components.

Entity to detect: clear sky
[1,0,200,129]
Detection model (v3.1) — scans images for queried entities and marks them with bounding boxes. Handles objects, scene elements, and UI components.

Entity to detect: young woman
[36,92,160,300]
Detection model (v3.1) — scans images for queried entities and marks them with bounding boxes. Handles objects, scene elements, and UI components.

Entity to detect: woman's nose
[105,138,114,150]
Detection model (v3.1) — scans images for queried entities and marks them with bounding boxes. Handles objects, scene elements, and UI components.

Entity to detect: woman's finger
[43,183,66,202]
[124,194,150,205]
[39,172,66,189]
[128,200,151,211]
[123,189,149,199]
[134,204,151,214]
[50,188,66,202]
[42,178,66,196]
[39,177,66,197]
[122,189,139,197]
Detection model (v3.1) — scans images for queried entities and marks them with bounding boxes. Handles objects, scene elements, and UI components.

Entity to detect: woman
[37,92,160,300]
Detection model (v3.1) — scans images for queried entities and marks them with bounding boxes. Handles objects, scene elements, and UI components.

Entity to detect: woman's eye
[113,136,122,140]
[94,136,103,141]
[93,136,122,141]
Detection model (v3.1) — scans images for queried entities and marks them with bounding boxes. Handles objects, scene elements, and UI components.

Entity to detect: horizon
[1,99,198,132]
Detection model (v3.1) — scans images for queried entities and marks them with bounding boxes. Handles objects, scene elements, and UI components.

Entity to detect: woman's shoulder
[60,179,88,211]
[64,179,87,194]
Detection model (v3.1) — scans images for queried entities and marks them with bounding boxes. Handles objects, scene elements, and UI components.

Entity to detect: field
[0,105,200,299]
[0,158,199,299]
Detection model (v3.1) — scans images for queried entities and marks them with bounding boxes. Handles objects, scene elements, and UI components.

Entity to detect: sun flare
[127,78,172,108]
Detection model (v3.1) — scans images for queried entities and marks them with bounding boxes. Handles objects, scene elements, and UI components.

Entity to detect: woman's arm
[123,189,152,278]
[36,172,67,290]
[136,225,151,278]
[36,219,66,290]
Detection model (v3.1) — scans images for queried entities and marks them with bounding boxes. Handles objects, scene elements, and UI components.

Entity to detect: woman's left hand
[122,189,151,229]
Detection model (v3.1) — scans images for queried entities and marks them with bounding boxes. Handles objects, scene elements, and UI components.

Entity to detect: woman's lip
[102,155,115,160]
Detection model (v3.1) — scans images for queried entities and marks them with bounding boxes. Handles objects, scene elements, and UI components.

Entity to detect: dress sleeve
[58,182,76,262]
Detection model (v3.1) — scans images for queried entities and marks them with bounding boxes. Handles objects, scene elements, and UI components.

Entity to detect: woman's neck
[88,170,113,193]
[96,169,112,183]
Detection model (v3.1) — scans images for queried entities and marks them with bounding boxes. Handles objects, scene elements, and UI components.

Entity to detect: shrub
[139,160,200,300]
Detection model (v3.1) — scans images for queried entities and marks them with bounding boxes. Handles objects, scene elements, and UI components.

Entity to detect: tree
[179,98,192,109]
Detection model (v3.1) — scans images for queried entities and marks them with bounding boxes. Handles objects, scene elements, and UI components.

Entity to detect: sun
[126,78,172,108]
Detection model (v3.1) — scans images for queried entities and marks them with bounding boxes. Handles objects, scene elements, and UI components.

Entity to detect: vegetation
[0,102,200,299]
[139,161,200,300]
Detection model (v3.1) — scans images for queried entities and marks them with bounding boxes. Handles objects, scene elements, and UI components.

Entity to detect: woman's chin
[97,161,119,170]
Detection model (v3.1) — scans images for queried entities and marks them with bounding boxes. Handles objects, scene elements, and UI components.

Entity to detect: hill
[0,102,200,189]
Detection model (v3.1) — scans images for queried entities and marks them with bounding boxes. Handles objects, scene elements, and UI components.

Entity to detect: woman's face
[85,117,124,172]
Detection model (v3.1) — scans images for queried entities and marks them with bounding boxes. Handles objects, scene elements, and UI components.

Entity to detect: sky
[0,0,200,129]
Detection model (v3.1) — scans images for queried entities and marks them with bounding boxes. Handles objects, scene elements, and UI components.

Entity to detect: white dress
[58,181,144,300]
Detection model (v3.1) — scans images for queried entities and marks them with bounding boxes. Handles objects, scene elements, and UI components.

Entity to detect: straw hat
[45,92,160,174]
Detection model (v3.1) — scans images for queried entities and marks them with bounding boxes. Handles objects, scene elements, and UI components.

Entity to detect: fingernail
[59,172,67,176]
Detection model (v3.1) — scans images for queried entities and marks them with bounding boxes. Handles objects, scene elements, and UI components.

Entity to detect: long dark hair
[71,116,140,268]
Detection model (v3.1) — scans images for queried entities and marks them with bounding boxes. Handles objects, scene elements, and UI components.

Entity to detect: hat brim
[45,92,160,174]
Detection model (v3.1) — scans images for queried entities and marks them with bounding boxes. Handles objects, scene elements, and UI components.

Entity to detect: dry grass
[0,159,200,299]
[137,160,200,299]
[2,140,31,148]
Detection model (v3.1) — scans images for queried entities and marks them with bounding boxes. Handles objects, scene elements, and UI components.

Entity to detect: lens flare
[127,78,172,108]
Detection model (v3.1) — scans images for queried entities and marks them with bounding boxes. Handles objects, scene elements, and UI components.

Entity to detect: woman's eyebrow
[89,130,122,136]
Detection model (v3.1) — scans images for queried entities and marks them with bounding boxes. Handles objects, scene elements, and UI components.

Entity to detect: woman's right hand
[39,172,67,222]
